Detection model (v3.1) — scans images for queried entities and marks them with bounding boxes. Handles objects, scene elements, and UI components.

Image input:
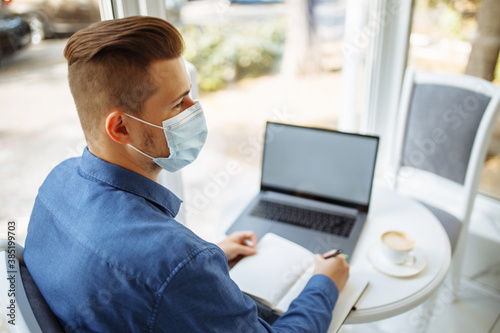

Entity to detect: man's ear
[105,110,131,144]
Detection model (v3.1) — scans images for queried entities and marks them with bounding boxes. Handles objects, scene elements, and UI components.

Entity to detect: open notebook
[230,233,369,332]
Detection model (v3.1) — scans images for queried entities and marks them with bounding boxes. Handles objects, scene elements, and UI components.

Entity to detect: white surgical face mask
[126,101,207,172]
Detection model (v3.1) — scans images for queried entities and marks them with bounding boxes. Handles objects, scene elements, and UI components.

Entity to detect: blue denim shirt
[24,148,338,332]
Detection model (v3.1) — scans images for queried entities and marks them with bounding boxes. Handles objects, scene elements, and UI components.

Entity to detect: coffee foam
[382,231,414,251]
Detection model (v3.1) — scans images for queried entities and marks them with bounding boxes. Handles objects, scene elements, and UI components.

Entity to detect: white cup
[380,231,415,265]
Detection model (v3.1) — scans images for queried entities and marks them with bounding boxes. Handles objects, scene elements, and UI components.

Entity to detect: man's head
[64,16,185,147]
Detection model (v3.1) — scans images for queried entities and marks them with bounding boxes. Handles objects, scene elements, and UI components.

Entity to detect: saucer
[367,243,427,277]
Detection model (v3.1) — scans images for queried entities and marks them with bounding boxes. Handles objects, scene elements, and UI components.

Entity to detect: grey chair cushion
[20,263,64,333]
[402,84,490,185]
[419,201,462,254]
[247,293,281,325]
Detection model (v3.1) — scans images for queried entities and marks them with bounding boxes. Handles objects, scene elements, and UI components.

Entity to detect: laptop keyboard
[249,200,356,238]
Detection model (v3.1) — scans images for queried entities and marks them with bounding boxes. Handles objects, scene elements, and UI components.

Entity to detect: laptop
[226,122,379,261]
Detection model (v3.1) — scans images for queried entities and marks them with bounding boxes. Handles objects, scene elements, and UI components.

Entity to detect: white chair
[0,240,64,332]
[390,67,500,298]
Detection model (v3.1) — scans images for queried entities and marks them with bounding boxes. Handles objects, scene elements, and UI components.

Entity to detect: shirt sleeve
[151,245,338,333]
[272,274,338,333]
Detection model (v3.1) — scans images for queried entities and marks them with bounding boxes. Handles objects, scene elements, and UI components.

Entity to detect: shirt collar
[79,147,182,217]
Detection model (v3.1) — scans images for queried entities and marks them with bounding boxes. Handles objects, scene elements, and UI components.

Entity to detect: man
[24,16,349,332]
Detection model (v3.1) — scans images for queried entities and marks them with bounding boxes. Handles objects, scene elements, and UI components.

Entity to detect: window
[161,0,356,237]
[0,0,101,243]
[0,0,366,242]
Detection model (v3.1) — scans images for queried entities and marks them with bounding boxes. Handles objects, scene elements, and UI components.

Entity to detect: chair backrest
[0,240,63,333]
[391,67,500,222]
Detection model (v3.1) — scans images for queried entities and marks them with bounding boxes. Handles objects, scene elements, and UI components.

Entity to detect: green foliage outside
[180,19,286,92]
[439,5,463,40]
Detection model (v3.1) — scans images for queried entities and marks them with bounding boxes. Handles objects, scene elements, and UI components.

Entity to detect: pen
[324,249,343,260]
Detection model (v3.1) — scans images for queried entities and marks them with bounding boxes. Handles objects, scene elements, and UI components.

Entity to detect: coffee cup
[380,231,415,265]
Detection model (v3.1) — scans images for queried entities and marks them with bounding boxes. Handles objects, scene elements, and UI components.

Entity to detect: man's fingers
[322,249,340,258]
[231,230,258,247]
[236,244,257,256]
[245,232,258,247]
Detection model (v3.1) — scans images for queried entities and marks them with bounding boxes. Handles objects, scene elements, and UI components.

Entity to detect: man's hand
[217,231,258,266]
[313,249,350,292]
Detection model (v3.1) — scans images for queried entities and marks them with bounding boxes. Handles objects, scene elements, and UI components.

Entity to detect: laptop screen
[261,122,379,210]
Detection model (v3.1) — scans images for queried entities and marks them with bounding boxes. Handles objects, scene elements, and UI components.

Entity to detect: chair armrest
[0,240,24,263]
[0,244,43,333]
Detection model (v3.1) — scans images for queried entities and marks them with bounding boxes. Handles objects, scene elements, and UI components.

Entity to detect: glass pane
[407,0,500,200]
[0,0,100,243]
[0,0,357,241]
[171,0,351,237]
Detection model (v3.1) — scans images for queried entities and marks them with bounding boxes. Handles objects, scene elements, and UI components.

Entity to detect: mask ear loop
[124,113,164,129]
[124,113,164,160]
[128,144,156,159]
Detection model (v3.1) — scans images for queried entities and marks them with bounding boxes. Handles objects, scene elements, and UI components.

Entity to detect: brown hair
[64,16,185,144]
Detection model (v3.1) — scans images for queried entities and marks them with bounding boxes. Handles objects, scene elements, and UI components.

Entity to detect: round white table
[213,184,452,323]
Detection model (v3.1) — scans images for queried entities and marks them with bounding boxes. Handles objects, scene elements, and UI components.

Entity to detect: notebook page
[327,272,369,333]
[276,269,369,333]
[229,233,313,307]
[275,264,314,313]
